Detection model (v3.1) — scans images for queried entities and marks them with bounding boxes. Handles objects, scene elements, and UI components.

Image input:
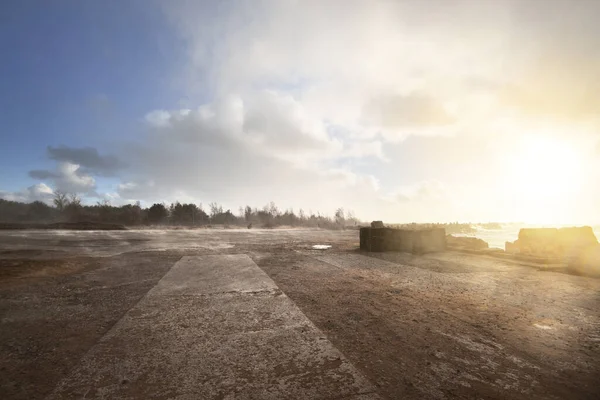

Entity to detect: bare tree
[53,190,68,212]
[208,202,223,218]
[335,207,345,225]
[267,201,279,217]
[346,209,357,225]
[299,208,306,221]
[68,193,82,207]
[97,199,111,207]
[244,205,253,221]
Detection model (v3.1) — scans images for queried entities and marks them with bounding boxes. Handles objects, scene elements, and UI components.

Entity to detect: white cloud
[27,162,97,195]
[116,0,600,222]
[163,0,518,140]
[386,180,448,204]
[144,109,172,127]
[45,146,124,176]
[7,0,600,224]
[118,92,384,212]
[0,183,54,204]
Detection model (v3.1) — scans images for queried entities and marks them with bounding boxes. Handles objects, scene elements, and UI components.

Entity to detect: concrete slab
[151,255,278,296]
[48,255,380,399]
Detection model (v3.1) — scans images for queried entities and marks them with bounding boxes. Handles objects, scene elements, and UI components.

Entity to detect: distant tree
[335,207,345,225]
[68,193,82,207]
[208,202,223,219]
[64,193,83,222]
[170,202,183,223]
[97,199,111,207]
[299,208,306,221]
[96,199,112,221]
[120,203,143,225]
[191,204,209,224]
[28,201,53,221]
[0,195,361,229]
[53,190,68,212]
[346,209,358,225]
[211,209,237,225]
[280,208,298,226]
[169,202,207,225]
[268,201,279,217]
[244,206,253,222]
[148,203,168,224]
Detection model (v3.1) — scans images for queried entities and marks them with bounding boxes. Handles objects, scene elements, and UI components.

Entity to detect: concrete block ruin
[505,226,598,258]
[360,226,446,254]
[446,235,489,251]
[504,226,600,274]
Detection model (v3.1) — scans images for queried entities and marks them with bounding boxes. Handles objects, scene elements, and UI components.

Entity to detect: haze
[2,0,599,224]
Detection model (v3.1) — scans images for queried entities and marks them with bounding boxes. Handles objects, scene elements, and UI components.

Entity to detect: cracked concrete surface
[47,254,380,400]
[3,229,599,399]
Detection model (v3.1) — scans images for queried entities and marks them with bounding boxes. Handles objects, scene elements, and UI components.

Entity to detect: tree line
[0,191,359,229]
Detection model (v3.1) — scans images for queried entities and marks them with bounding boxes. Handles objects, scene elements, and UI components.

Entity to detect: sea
[453,225,600,249]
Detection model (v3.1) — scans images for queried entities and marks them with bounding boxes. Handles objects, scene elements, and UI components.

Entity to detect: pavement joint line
[191,324,321,339]
[85,278,157,291]
[324,390,380,400]
[47,254,382,399]
[155,288,284,297]
[311,254,345,269]
[57,257,183,364]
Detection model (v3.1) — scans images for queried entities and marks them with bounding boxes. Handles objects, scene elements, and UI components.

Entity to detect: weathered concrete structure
[446,235,489,250]
[360,227,446,254]
[505,226,598,258]
[48,255,380,399]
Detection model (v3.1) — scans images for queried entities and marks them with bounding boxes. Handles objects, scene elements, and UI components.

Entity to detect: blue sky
[1,0,600,224]
[0,0,178,192]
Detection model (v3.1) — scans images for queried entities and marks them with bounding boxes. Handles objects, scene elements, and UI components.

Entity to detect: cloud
[7,0,600,224]
[163,0,513,143]
[0,183,54,204]
[487,1,600,123]
[165,0,600,132]
[21,146,123,200]
[29,170,58,180]
[387,180,447,204]
[144,91,344,162]
[363,93,455,129]
[109,0,600,221]
[46,146,124,176]
[120,91,383,210]
[28,162,96,195]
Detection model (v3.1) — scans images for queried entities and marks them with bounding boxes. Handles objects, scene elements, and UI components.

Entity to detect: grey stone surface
[48,255,380,399]
[151,254,278,296]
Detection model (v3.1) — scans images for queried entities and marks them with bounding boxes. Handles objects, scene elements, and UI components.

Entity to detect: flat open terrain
[1,229,599,399]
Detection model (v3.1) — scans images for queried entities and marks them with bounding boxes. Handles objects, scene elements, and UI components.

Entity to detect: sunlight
[506,135,584,224]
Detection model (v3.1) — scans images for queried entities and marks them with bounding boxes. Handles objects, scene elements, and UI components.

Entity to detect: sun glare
[506,136,584,224]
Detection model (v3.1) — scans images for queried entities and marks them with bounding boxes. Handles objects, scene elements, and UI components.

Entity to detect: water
[454,225,600,249]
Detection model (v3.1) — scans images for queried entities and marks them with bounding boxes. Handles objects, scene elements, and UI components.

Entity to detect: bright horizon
[2,0,600,225]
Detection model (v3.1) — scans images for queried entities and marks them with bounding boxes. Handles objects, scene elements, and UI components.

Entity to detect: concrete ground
[1,229,599,399]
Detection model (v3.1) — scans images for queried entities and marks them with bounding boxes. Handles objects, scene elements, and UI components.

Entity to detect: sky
[2,0,600,224]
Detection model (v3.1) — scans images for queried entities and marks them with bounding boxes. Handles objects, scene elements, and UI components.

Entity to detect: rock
[568,243,600,276]
[505,241,519,253]
[371,221,384,228]
[516,226,597,258]
[446,235,489,250]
